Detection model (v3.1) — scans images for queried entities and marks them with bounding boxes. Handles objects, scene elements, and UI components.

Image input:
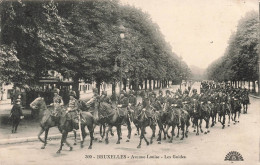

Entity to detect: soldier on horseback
[100,91,111,104]
[51,88,64,117]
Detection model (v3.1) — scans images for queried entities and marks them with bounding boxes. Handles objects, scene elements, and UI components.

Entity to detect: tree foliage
[207,11,259,82]
[0,0,190,90]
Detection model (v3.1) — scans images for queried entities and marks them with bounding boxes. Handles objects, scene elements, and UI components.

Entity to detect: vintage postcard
[0,0,259,164]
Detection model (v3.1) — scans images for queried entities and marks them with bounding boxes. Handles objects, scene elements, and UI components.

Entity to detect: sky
[120,0,258,69]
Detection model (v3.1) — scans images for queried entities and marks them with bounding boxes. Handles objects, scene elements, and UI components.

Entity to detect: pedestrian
[10,99,24,133]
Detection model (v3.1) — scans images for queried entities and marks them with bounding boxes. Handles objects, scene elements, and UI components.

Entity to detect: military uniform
[67,91,79,112]
[10,100,24,133]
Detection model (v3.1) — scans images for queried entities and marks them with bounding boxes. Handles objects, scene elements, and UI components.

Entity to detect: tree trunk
[123,78,127,91]
[72,76,80,99]
[253,80,256,93]
[157,80,159,88]
[153,80,156,89]
[235,81,237,88]
[96,80,101,95]
[149,79,151,90]
[248,81,250,92]
[112,81,116,96]
[144,79,147,90]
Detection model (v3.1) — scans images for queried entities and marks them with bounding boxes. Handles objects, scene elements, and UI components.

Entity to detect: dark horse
[56,110,95,153]
[192,100,210,135]
[133,106,156,148]
[230,98,241,124]
[241,94,249,114]
[30,97,77,149]
[97,102,132,144]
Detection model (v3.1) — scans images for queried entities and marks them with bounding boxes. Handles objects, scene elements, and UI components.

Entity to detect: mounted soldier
[117,90,129,112]
[67,90,80,113]
[51,88,64,117]
[100,91,111,104]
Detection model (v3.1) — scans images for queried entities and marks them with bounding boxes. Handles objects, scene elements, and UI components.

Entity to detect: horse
[230,98,241,124]
[97,102,132,144]
[56,110,95,154]
[134,107,156,148]
[30,97,77,149]
[77,100,107,142]
[241,94,249,114]
[150,99,168,144]
[192,100,210,135]
[164,106,181,143]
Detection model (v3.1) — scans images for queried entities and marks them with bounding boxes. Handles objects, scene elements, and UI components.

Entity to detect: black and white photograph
[0,0,259,164]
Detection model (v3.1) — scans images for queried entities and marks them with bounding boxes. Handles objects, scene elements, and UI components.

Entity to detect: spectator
[10,99,24,133]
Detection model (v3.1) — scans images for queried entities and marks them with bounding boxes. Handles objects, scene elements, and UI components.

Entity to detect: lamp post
[119,24,125,100]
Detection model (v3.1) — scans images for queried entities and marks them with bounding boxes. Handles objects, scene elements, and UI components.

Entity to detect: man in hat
[117,90,129,111]
[100,91,111,104]
[67,90,79,112]
[10,99,24,133]
[51,88,64,116]
[85,88,99,112]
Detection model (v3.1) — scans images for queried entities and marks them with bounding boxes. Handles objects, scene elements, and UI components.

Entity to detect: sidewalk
[0,85,179,145]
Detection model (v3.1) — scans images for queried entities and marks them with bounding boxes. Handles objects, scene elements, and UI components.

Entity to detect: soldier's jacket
[219,94,228,103]
[100,95,111,104]
[157,95,165,104]
[53,95,63,110]
[199,94,208,104]
[191,93,199,100]
[118,96,129,108]
[67,98,79,111]
[142,97,151,110]
[86,95,98,109]
[128,95,137,106]
[182,95,191,103]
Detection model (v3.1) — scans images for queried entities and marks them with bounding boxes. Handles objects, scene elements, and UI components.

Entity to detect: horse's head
[30,97,47,112]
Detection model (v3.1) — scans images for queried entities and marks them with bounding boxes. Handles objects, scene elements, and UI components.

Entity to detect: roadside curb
[0,132,77,145]
[0,131,99,145]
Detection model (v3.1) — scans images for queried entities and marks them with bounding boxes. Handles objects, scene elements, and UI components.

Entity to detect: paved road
[0,83,259,165]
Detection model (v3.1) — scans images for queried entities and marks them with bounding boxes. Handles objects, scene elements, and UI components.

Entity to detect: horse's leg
[196,119,199,136]
[237,111,240,123]
[41,128,49,149]
[126,119,131,142]
[87,125,94,149]
[149,125,155,144]
[233,112,237,124]
[105,125,111,144]
[199,118,203,133]
[157,121,164,143]
[165,124,171,139]
[99,124,104,143]
[180,122,185,140]
[137,127,144,148]
[73,130,77,145]
[80,126,86,148]
[185,120,189,138]
[222,112,226,129]
[143,127,149,146]
[176,125,180,138]
[169,125,174,143]
[38,127,45,145]
[228,111,230,127]
[116,125,121,144]
[204,117,209,134]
